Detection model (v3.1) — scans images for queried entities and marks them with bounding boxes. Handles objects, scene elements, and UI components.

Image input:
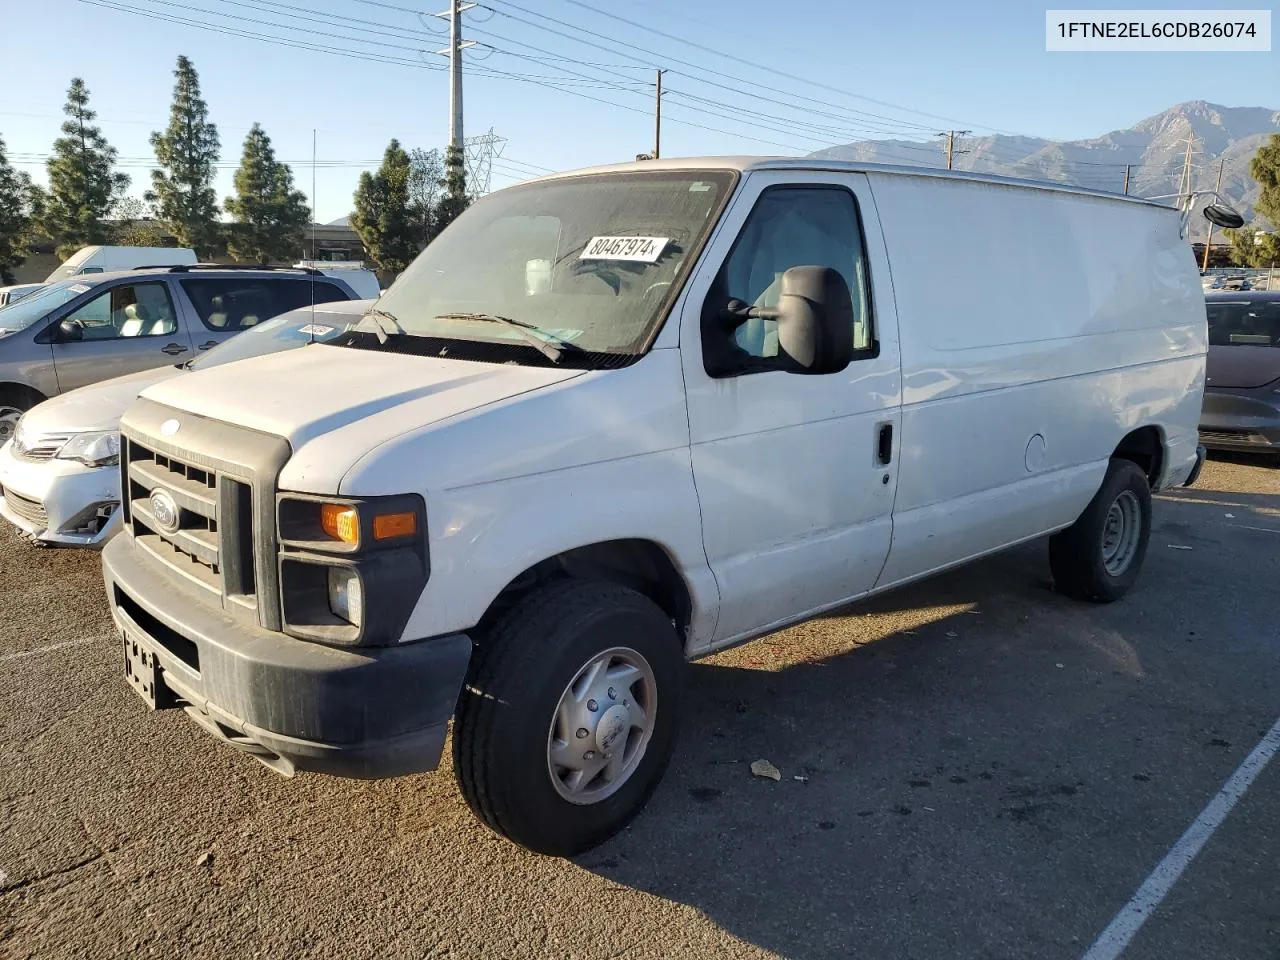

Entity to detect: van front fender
[400,447,719,654]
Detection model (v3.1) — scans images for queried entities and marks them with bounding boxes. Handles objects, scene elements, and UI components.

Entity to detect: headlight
[55,431,120,467]
[327,567,363,627]
[278,493,426,647]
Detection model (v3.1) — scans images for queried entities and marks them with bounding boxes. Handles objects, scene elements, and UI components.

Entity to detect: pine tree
[223,123,310,264]
[147,55,221,257]
[1249,134,1280,229]
[433,142,471,236]
[1224,136,1280,268]
[0,135,38,285]
[351,139,418,274]
[43,78,130,259]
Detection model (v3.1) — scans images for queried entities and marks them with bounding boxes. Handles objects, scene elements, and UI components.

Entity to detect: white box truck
[46,245,197,280]
[102,158,1217,855]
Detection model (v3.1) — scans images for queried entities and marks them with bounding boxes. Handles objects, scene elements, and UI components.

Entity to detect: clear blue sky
[1,0,1275,222]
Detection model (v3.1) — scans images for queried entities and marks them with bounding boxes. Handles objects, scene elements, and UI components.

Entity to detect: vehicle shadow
[1202,450,1278,471]
[572,490,1276,959]
[569,542,1084,959]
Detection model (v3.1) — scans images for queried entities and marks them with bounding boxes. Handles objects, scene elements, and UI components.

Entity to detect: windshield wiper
[364,307,406,344]
[433,312,579,363]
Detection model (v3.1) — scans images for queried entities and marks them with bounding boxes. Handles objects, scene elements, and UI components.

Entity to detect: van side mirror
[771,266,854,374]
[1203,203,1244,229]
[56,318,84,342]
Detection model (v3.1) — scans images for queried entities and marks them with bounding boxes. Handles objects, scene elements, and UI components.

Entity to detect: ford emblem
[149,489,180,534]
[160,418,180,436]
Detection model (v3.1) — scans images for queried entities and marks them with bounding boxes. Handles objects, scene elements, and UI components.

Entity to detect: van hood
[23,365,183,435]
[138,344,585,462]
[1206,345,1280,390]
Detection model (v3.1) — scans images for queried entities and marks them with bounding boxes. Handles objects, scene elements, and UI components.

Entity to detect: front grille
[12,434,71,461]
[3,488,47,526]
[125,444,223,594]
[118,399,291,631]
[1200,428,1268,445]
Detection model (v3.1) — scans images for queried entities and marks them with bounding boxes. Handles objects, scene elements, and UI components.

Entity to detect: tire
[1049,457,1152,603]
[453,579,684,856]
[0,386,44,446]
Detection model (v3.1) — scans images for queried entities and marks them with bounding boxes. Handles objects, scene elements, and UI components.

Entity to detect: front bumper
[0,440,121,546]
[1199,388,1280,451]
[103,533,472,778]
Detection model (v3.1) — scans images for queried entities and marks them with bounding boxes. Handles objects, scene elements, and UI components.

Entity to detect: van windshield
[0,279,99,334]
[345,171,735,364]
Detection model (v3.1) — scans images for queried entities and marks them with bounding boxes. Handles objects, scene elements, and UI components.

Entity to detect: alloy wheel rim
[0,407,22,445]
[1101,489,1142,575]
[547,646,657,805]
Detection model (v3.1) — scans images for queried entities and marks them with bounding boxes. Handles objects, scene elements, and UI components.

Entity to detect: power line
[111,0,430,52]
[73,0,441,69]
[553,0,1012,134]
[468,27,935,149]
[475,1,943,137]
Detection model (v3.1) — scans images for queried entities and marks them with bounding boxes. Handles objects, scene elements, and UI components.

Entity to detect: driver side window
[62,283,178,340]
[713,185,872,361]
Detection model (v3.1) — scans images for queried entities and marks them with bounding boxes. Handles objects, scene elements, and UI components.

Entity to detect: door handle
[161,343,188,356]
[198,340,218,350]
[877,423,894,466]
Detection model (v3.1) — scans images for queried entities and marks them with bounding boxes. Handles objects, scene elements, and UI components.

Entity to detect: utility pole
[444,0,476,153]
[1123,164,1131,195]
[1176,135,1199,208]
[434,0,475,200]
[653,68,667,160]
[1202,158,1224,271]
[938,130,971,170]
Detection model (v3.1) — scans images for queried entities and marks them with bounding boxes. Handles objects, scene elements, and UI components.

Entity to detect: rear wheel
[453,579,684,856]
[1050,458,1152,602]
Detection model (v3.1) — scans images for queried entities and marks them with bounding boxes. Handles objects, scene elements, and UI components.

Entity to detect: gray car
[0,265,359,443]
[1199,291,1280,457]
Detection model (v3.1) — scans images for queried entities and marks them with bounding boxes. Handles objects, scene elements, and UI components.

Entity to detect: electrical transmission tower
[464,128,508,197]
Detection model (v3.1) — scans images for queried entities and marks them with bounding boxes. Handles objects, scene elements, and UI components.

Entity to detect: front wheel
[0,403,25,446]
[453,580,684,856]
[1049,458,1152,602]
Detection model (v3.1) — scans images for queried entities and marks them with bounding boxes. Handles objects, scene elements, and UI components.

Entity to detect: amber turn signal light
[373,511,417,540]
[320,504,359,544]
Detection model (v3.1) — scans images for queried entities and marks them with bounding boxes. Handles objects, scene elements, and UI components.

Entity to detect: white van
[101,158,1211,856]
[293,261,381,299]
[46,245,197,281]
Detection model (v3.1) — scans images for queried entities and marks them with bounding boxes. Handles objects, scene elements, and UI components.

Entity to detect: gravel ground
[0,453,1277,960]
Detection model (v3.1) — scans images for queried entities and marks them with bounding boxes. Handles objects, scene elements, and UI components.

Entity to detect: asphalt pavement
[1,454,1277,960]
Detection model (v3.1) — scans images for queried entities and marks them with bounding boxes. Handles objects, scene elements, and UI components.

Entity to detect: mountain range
[811,101,1279,236]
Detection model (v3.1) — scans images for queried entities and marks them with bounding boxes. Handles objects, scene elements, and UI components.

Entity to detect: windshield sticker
[580,236,670,263]
[296,323,334,336]
[688,181,713,193]
[69,283,91,294]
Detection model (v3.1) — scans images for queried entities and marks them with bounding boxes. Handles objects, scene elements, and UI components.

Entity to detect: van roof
[524,156,1170,209]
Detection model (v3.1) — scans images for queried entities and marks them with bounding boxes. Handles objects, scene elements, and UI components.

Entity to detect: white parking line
[0,638,95,664]
[1227,523,1280,535]
[1082,715,1280,960]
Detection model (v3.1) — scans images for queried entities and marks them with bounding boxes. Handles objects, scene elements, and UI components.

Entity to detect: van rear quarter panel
[866,173,1204,587]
